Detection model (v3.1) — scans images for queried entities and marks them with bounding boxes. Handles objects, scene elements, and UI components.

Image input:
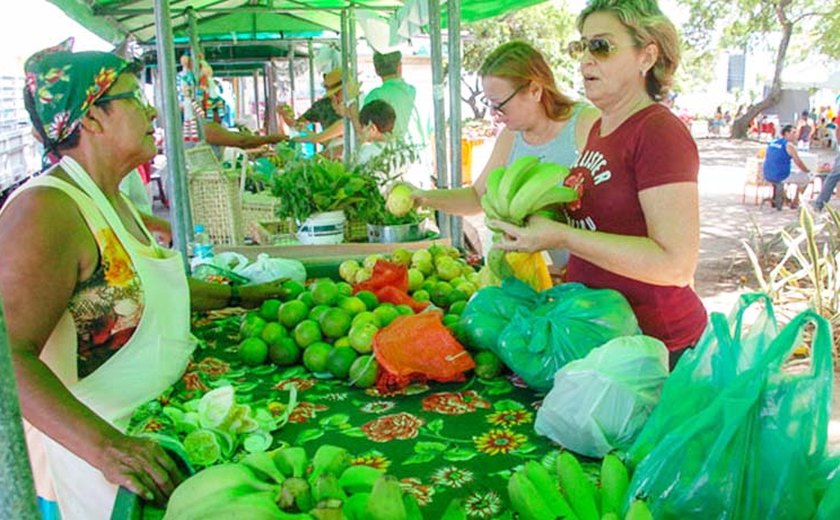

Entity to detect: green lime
[412,290,430,302]
[336,281,354,296]
[449,301,467,315]
[348,322,379,354]
[294,319,323,348]
[319,308,353,339]
[407,268,424,291]
[310,279,340,306]
[303,342,333,373]
[269,337,301,366]
[372,304,400,328]
[338,296,367,316]
[326,346,359,379]
[391,248,412,267]
[334,336,351,349]
[259,299,282,322]
[240,313,267,339]
[431,281,454,307]
[280,279,305,301]
[446,289,468,307]
[474,351,504,379]
[260,322,288,345]
[308,304,331,323]
[279,300,310,328]
[238,337,269,367]
[339,260,361,283]
[442,314,460,327]
[355,290,379,311]
[297,291,314,307]
[352,311,380,329]
[395,304,414,316]
[349,355,379,388]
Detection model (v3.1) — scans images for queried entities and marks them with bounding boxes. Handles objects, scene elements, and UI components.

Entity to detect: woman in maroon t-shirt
[492,0,707,367]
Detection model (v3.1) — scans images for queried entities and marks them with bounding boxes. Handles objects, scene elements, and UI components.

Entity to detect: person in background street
[2,41,290,519]
[490,0,707,369]
[796,109,814,150]
[763,124,811,210]
[292,68,352,158]
[407,41,598,269]
[363,51,418,141]
[811,122,840,211]
[355,99,397,164]
[277,70,342,134]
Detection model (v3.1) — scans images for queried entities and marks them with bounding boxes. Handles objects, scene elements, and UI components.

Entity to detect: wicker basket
[251,219,298,245]
[241,192,283,238]
[344,220,369,242]
[188,169,243,246]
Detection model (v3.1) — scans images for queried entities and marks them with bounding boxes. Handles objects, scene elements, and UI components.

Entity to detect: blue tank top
[763,138,792,182]
[506,102,588,268]
[507,102,587,167]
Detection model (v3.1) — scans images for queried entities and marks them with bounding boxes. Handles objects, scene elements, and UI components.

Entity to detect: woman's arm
[294,119,344,145]
[0,189,182,503]
[203,121,286,149]
[494,182,700,287]
[411,130,515,216]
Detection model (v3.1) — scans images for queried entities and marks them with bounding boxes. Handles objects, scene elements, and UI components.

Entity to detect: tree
[460,3,577,120]
[678,0,840,138]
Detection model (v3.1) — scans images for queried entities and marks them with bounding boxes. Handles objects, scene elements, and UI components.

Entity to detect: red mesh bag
[372,310,475,392]
[353,260,429,313]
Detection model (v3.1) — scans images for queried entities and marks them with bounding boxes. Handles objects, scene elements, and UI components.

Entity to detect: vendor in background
[407,40,598,269]
[1,41,288,519]
[491,0,707,369]
[364,51,418,142]
[762,124,811,210]
[289,68,350,158]
[277,71,342,134]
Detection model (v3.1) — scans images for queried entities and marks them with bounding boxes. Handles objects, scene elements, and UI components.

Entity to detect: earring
[640,69,646,77]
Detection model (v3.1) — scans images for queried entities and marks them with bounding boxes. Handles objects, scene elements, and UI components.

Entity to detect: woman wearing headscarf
[0,40,286,518]
[493,0,707,368]
[407,41,599,267]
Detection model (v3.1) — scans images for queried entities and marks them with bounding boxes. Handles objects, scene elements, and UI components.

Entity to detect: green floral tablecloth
[128,311,562,519]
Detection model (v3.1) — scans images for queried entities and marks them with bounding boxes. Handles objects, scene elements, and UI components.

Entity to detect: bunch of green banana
[506,451,653,520]
[481,155,576,226]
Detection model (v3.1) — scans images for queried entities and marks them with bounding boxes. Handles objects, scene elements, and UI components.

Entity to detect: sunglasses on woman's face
[95,89,152,111]
[567,37,619,60]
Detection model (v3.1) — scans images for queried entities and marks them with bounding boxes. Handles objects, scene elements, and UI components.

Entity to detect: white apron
[4,157,196,519]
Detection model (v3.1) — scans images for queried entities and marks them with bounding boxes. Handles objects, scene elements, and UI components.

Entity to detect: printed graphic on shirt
[565,149,613,230]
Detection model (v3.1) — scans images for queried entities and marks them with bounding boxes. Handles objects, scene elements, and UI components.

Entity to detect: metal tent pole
[186,7,205,142]
[155,0,191,266]
[428,0,449,238]
[0,294,38,519]
[340,10,352,164]
[308,40,316,103]
[266,61,278,134]
[253,70,261,128]
[288,44,296,114]
[448,0,463,250]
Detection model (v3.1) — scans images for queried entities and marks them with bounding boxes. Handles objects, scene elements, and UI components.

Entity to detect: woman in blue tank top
[409,41,598,269]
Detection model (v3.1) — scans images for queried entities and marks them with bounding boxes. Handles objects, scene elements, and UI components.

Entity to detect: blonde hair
[577,0,680,101]
[479,41,575,121]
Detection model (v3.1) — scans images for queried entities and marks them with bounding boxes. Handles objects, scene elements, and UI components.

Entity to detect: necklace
[522,119,562,145]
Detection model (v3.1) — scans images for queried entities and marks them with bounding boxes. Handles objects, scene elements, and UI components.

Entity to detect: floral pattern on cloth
[24,38,130,147]
[69,228,143,378]
[125,312,578,518]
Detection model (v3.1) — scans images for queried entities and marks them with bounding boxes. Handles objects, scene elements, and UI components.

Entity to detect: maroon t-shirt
[564,103,707,351]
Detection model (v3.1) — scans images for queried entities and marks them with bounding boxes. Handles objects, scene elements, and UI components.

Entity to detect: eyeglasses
[567,37,619,60]
[95,89,152,110]
[480,83,527,115]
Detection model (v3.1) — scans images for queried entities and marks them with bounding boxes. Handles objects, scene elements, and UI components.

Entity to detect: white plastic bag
[534,335,669,458]
[238,253,306,284]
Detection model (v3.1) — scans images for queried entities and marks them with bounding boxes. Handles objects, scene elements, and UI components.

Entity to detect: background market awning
[47,0,548,46]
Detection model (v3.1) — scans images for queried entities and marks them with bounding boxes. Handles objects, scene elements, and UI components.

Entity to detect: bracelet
[228,284,242,308]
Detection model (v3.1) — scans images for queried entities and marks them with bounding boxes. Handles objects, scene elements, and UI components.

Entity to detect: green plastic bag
[459,278,540,351]
[627,293,834,519]
[493,282,640,391]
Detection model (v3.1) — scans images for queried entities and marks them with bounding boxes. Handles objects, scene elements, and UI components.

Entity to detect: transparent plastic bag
[238,253,306,284]
[534,335,669,457]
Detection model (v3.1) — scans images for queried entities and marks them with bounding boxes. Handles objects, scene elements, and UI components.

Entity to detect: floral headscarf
[25,38,131,149]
